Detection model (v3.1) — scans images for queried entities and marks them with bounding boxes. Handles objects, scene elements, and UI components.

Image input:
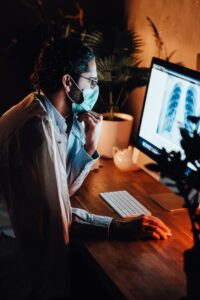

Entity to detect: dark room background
[0,0,125,115]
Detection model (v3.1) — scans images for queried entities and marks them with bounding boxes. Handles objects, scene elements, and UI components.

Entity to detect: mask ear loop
[66,75,83,104]
[65,90,75,104]
[69,76,82,92]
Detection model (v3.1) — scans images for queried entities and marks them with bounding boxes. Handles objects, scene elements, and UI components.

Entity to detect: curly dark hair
[31,38,95,96]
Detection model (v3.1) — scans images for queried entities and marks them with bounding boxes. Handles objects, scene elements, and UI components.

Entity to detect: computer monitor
[136,57,200,211]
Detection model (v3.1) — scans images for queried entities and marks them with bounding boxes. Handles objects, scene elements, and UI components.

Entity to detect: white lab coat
[0,93,112,298]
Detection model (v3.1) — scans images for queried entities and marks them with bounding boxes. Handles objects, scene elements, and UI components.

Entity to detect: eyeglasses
[79,75,98,89]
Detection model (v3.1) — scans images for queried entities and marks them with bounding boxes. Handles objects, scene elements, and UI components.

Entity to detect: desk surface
[71,159,193,300]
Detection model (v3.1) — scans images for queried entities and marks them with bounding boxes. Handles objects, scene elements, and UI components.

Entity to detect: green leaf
[81,27,145,113]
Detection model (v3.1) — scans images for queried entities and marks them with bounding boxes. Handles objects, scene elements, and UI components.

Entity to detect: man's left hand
[77,111,102,156]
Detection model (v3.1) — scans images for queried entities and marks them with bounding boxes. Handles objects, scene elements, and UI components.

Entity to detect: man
[0,38,171,299]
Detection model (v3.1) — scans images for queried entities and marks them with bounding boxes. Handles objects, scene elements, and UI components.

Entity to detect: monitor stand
[149,192,186,211]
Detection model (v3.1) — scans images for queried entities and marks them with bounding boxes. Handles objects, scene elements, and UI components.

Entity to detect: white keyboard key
[100,190,151,218]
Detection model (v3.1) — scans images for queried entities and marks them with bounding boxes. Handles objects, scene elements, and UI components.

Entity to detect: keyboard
[99,190,151,218]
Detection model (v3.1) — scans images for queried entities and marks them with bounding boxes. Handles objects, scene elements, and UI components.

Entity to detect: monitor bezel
[135,56,200,162]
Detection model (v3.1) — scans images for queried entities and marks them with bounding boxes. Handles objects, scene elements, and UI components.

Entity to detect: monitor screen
[136,57,200,167]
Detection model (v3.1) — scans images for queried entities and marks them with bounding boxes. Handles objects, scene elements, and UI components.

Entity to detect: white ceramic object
[98,113,134,158]
[112,145,140,171]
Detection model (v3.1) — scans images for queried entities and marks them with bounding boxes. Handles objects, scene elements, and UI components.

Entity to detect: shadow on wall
[126,0,200,69]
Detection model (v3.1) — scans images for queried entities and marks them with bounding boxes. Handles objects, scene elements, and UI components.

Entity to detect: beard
[68,84,84,104]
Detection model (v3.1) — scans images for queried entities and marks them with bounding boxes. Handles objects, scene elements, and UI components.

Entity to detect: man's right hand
[110,214,172,240]
[77,111,102,156]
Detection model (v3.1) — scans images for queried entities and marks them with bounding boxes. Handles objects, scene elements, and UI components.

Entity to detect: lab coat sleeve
[2,116,72,299]
[68,146,99,196]
[71,207,113,239]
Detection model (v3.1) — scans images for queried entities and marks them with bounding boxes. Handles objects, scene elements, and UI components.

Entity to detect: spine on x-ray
[160,83,182,133]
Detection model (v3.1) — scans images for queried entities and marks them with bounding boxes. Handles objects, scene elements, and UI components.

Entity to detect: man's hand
[77,111,102,156]
[110,214,172,240]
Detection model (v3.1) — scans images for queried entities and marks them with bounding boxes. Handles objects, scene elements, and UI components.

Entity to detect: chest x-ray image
[157,76,199,147]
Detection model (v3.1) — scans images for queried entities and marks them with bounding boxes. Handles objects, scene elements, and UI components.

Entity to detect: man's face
[69,59,98,104]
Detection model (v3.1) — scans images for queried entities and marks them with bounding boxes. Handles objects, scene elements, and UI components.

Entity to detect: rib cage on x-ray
[159,83,182,133]
[184,86,197,133]
[157,82,197,137]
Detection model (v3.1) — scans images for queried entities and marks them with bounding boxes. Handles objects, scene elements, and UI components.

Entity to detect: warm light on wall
[126,0,200,69]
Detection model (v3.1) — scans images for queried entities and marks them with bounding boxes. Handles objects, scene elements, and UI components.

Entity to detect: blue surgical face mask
[66,76,99,113]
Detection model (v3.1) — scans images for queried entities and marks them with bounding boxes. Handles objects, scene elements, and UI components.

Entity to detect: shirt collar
[38,94,85,141]
[42,96,67,134]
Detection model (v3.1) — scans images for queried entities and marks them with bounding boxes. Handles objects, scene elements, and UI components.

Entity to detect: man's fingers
[144,231,161,240]
[77,114,98,126]
[81,111,102,119]
[152,226,168,240]
[151,231,161,240]
[144,225,168,240]
[77,112,102,122]
[89,111,102,120]
[141,215,172,240]
[144,215,171,234]
[77,114,98,123]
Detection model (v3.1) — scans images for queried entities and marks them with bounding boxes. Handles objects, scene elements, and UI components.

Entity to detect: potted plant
[81,28,149,157]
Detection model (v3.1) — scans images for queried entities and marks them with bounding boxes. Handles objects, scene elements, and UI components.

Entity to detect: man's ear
[62,74,72,92]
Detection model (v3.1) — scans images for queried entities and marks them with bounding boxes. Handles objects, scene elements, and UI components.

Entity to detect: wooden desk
[71,159,193,300]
